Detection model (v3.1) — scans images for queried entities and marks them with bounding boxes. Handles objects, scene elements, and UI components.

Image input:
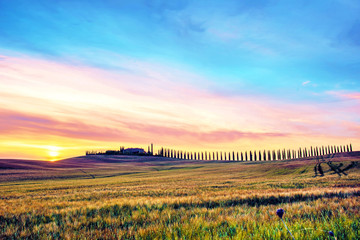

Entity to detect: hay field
[1,153,359,239]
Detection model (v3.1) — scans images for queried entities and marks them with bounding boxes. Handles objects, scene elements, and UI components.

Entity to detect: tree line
[158,144,353,161]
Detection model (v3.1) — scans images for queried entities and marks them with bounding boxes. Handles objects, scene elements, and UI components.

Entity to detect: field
[1,153,360,239]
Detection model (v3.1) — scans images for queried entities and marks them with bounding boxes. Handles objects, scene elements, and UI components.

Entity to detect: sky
[0,0,359,160]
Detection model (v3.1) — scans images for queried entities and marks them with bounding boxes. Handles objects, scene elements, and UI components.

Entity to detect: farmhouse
[123,148,146,155]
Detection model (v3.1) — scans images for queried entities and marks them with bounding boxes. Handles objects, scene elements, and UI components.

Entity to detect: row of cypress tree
[159,144,353,161]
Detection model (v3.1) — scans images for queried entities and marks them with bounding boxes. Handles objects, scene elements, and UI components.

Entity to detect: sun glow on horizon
[47,146,60,160]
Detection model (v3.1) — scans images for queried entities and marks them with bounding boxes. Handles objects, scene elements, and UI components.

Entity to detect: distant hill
[0,152,359,182]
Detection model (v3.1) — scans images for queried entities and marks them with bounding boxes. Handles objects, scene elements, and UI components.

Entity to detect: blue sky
[1,0,360,159]
[1,0,360,100]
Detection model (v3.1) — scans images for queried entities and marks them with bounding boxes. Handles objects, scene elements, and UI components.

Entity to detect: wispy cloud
[326,90,360,100]
[302,81,311,86]
[0,54,359,160]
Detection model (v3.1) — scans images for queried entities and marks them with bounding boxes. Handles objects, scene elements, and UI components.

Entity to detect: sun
[47,146,60,158]
[48,150,59,157]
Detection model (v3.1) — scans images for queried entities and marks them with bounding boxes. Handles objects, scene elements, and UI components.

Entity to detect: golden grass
[0,157,359,239]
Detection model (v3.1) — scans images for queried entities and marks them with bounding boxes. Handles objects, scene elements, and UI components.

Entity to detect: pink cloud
[326,90,360,100]
[343,92,360,100]
[126,122,288,143]
[0,109,131,142]
[0,54,359,157]
[0,109,288,145]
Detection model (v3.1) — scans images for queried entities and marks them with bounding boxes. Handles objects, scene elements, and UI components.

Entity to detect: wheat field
[0,154,359,239]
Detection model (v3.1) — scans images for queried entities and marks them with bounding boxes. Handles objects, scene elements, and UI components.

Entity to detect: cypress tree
[250,151,253,161]
[259,150,262,161]
[254,151,257,161]
[237,152,239,161]
[283,149,286,159]
[350,143,353,152]
[241,152,244,161]
[263,150,266,161]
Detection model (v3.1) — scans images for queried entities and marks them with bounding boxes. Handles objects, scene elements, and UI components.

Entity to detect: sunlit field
[1,153,359,239]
